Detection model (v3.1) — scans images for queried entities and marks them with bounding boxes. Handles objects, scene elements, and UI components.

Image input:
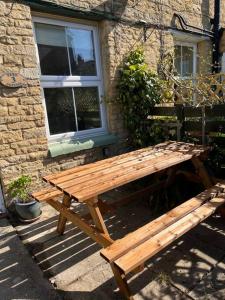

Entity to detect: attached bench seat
[101,182,225,298]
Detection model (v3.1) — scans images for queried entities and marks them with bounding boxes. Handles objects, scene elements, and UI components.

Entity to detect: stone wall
[0,0,216,202]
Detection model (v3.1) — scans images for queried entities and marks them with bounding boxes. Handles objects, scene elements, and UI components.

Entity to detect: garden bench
[100,182,225,299]
[31,141,225,299]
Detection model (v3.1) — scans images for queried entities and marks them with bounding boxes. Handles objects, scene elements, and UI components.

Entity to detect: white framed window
[174,41,197,78]
[33,17,107,142]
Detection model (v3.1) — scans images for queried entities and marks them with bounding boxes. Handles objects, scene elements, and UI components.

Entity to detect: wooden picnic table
[32,141,225,299]
[33,140,211,245]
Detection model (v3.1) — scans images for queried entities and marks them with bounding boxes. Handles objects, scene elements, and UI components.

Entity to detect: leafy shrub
[8,175,32,203]
[117,48,162,147]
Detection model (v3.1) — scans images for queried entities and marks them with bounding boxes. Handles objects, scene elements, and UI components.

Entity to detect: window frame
[32,16,107,143]
[174,41,197,79]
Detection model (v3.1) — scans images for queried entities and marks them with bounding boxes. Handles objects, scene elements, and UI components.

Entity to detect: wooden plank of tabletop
[114,196,225,274]
[44,142,205,183]
[57,150,174,190]
[32,188,63,202]
[56,143,206,189]
[49,144,206,190]
[100,182,225,263]
[46,141,185,185]
[32,187,63,199]
[51,148,173,186]
[44,141,172,182]
[60,151,185,195]
[70,152,198,202]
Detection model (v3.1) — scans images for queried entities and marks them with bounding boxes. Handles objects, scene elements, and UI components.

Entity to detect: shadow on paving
[0,219,61,300]
[12,187,225,300]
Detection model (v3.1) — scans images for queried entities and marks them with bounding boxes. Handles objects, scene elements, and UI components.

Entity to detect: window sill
[48,134,118,157]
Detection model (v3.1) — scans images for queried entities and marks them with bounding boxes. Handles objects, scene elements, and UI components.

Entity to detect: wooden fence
[145,104,225,145]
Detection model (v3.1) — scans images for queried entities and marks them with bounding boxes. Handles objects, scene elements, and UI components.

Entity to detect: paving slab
[148,233,224,293]
[0,217,61,300]
[12,203,60,245]
[56,260,188,300]
[12,188,225,300]
[188,257,225,299]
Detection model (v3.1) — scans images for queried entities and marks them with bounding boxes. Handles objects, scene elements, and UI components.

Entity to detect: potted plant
[8,175,41,222]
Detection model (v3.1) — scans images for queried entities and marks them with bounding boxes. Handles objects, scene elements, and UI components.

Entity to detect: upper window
[33,17,106,141]
[174,43,197,78]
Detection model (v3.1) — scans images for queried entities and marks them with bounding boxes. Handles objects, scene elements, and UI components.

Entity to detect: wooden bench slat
[114,196,225,274]
[100,182,225,263]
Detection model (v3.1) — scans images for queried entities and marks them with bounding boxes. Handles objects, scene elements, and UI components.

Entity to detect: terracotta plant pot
[15,200,41,222]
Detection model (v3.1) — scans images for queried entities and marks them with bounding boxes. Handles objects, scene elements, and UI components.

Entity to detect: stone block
[22,36,34,45]
[0,131,23,143]
[23,56,37,68]
[19,96,41,105]
[8,121,36,130]
[2,88,26,97]
[0,106,8,116]
[0,36,20,45]
[3,54,22,66]
[0,26,6,35]
[9,9,31,20]
[26,86,42,96]
[0,149,15,159]
[14,20,32,29]
[23,128,46,139]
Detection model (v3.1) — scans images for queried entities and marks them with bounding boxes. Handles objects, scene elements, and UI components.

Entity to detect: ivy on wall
[117,48,162,147]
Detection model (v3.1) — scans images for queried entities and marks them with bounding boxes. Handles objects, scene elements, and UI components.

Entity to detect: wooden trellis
[161,72,225,106]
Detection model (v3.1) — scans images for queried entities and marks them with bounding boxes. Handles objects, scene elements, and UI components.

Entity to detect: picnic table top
[43,141,207,202]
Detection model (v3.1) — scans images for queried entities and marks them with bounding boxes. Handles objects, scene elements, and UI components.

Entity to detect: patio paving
[11,183,225,300]
[0,217,61,300]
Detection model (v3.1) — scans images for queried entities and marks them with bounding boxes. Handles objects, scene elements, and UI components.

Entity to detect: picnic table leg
[191,156,213,188]
[111,263,134,300]
[86,197,110,237]
[57,194,72,235]
[87,197,133,299]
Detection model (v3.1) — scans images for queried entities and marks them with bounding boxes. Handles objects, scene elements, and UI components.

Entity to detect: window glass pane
[74,87,101,130]
[174,45,181,76]
[67,28,97,76]
[44,88,77,135]
[35,23,70,75]
[182,46,193,77]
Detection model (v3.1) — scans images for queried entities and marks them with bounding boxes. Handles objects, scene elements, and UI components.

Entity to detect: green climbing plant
[117,48,162,147]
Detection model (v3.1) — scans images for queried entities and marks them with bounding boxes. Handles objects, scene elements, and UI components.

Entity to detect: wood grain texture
[57,194,72,235]
[114,196,225,274]
[101,182,225,263]
[47,199,113,247]
[32,188,63,201]
[43,142,207,203]
[86,197,110,237]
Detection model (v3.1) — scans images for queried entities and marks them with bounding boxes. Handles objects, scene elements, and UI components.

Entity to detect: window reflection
[67,28,97,76]
[44,88,77,134]
[74,87,101,130]
[35,23,70,75]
